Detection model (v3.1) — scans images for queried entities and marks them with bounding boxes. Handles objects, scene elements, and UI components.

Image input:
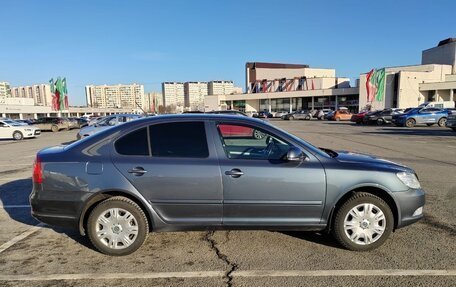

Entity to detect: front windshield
[96,117,115,126]
[3,120,21,126]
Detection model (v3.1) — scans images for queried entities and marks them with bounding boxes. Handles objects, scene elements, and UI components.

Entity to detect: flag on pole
[366,69,386,102]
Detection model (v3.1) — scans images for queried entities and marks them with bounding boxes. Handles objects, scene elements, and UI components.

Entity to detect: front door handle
[128,167,147,176]
[225,168,244,178]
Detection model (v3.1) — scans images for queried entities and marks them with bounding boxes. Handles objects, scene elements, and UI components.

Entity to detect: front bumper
[393,188,425,229]
[392,118,406,125]
[446,118,456,128]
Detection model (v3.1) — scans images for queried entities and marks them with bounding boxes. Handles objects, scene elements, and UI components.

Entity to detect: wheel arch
[327,185,400,232]
[78,190,153,235]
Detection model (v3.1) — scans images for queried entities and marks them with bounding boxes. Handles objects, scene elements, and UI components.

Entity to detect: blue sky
[1,0,455,106]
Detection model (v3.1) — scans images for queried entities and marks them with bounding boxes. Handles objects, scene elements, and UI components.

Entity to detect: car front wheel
[332,192,393,251]
[87,196,149,256]
[13,131,23,140]
[405,118,416,128]
[438,117,447,127]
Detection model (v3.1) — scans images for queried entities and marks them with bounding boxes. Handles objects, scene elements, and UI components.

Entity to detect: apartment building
[184,82,208,111]
[162,82,184,108]
[0,82,11,104]
[208,80,234,95]
[8,84,53,106]
[85,83,145,109]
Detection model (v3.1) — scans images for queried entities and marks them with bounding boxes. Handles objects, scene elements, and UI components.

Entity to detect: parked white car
[0,120,41,140]
[77,114,141,139]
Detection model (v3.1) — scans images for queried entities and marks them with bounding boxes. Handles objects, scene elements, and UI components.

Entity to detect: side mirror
[286,147,305,162]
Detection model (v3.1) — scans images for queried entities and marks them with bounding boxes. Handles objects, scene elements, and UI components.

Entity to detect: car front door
[111,121,223,225]
[211,122,326,226]
[0,121,10,138]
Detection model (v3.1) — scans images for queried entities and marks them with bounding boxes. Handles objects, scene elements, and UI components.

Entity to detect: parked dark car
[364,109,404,125]
[445,109,456,132]
[255,111,273,118]
[30,115,425,256]
[392,108,448,128]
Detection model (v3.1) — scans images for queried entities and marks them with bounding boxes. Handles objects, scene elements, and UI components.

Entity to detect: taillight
[32,157,43,184]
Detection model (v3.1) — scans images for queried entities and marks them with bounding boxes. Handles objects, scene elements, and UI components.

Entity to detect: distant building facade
[85,83,145,110]
[162,82,184,111]
[208,80,234,95]
[8,84,52,106]
[184,82,208,111]
[359,38,456,110]
[0,81,11,104]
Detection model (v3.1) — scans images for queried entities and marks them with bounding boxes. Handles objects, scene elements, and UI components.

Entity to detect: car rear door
[111,120,223,225]
[211,121,326,226]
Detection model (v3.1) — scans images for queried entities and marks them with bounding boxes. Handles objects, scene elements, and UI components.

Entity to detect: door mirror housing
[286,147,305,162]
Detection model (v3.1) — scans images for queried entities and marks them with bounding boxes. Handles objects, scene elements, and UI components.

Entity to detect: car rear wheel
[405,119,416,128]
[305,115,311,120]
[376,118,384,126]
[332,192,393,251]
[289,116,295,121]
[438,117,447,127]
[87,196,149,256]
[13,131,23,140]
[51,125,59,132]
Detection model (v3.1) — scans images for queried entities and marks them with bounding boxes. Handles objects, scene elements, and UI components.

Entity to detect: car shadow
[279,231,343,249]
[362,128,455,137]
[0,178,98,252]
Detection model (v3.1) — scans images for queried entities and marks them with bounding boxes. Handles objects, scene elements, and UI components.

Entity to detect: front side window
[217,124,290,160]
[115,127,149,156]
[149,122,209,158]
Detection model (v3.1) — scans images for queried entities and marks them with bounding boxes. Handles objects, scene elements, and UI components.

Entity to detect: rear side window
[115,127,149,156]
[149,122,209,158]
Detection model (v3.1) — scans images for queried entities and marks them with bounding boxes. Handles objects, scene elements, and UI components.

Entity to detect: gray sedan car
[30,115,425,256]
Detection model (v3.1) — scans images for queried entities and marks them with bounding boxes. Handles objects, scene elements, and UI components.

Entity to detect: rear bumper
[30,185,85,229]
[393,188,425,229]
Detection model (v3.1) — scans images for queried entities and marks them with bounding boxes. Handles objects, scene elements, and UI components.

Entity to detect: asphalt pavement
[0,120,455,287]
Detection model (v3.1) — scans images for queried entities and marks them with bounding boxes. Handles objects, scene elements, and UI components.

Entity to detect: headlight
[396,172,421,189]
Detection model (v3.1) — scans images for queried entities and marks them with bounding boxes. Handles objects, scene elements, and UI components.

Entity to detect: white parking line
[0,223,44,255]
[0,269,454,281]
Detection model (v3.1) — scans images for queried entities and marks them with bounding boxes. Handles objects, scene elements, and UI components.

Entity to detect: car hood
[334,150,411,172]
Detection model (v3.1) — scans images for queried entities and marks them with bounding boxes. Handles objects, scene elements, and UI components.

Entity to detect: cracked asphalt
[0,120,455,286]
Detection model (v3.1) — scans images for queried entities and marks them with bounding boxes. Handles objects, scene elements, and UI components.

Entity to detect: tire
[426,123,434,127]
[51,125,59,132]
[305,116,311,120]
[332,192,394,251]
[253,130,265,139]
[335,117,340,121]
[289,116,295,121]
[87,196,149,256]
[438,117,447,127]
[376,119,384,126]
[405,118,415,128]
[13,131,23,140]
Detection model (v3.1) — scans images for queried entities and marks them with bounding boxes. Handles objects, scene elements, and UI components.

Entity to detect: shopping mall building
[205,38,456,113]
[204,62,360,113]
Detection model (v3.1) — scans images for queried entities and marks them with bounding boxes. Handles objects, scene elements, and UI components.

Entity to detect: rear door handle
[128,167,147,176]
[225,168,244,178]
